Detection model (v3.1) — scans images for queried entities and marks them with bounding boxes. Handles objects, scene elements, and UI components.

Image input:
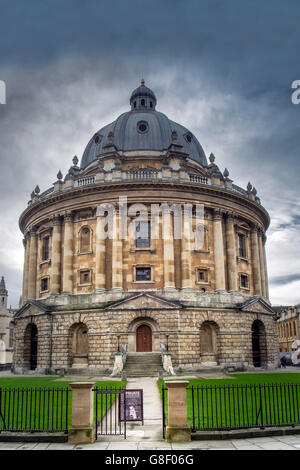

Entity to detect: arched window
[79,226,92,253]
[141,99,145,106]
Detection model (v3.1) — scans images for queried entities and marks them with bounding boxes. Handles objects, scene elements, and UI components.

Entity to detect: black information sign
[119,389,144,423]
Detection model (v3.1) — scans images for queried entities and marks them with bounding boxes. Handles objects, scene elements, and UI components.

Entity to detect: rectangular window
[80,270,91,285]
[136,221,151,248]
[238,234,246,258]
[240,274,248,289]
[136,267,151,282]
[41,277,49,292]
[42,236,50,261]
[197,269,208,283]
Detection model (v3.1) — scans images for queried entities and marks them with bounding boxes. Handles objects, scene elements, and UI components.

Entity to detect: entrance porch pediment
[107,293,182,310]
[14,300,50,319]
[240,298,274,314]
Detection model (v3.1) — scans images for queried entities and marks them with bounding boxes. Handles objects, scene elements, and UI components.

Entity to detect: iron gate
[94,387,127,440]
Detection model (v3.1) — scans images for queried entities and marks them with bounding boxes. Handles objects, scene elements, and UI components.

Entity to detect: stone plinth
[165,380,191,442]
[68,382,95,444]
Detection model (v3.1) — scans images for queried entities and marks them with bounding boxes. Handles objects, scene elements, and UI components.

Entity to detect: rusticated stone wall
[13,307,279,373]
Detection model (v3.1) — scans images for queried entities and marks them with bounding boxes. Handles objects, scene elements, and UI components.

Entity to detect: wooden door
[136,325,152,352]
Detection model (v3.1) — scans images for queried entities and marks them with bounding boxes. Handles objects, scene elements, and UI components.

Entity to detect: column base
[68,426,95,444]
[166,426,191,442]
[94,288,106,293]
[111,287,123,293]
[163,286,177,294]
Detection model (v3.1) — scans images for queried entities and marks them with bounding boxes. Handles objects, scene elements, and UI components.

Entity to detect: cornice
[19,180,270,233]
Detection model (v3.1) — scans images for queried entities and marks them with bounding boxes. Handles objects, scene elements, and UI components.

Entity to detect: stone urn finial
[72,155,79,166]
[57,170,63,180]
[223,168,229,178]
[247,181,252,192]
[35,185,40,195]
[209,153,215,164]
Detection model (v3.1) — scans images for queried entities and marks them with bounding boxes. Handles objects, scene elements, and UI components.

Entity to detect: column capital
[51,214,62,226]
[225,211,236,222]
[212,208,223,220]
[29,226,38,236]
[64,211,74,223]
[250,222,259,233]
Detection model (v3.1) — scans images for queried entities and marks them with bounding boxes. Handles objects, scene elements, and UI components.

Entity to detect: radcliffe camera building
[12,82,279,375]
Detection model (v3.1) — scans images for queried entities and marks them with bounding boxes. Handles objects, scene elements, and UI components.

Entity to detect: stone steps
[123,353,164,377]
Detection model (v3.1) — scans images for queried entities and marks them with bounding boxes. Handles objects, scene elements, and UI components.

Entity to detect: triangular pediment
[240,297,275,314]
[107,293,182,310]
[15,300,50,319]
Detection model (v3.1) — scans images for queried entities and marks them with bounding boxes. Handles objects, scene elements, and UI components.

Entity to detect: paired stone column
[165,380,191,442]
[225,212,237,291]
[95,214,106,291]
[62,212,74,293]
[27,229,38,299]
[22,233,31,302]
[213,209,226,291]
[258,229,266,297]
[162,212,175,290]
[250,225,262,296]
[51,215,62,294]
[181,207,193,290]
[68,382,96,444]
[111,211,123,291]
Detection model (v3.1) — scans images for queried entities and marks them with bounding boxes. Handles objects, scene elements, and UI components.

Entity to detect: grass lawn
[159,373,300,431]
[0,376,126,432]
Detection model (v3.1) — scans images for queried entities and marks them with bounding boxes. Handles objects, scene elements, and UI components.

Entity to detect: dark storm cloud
[0,0,300,306]
[270,274,300,286]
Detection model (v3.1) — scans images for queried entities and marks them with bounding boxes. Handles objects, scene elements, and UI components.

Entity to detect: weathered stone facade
[12,82,279,374]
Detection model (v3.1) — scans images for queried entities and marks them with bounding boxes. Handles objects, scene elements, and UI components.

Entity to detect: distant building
[276,305,300,352]
[0,276,15,370]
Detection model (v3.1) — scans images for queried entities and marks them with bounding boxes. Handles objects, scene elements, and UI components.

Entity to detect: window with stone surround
[40,276,49,292]
[196,267,209,284]
[239,273,249,289]
[135,266,151,282]
[135,221,151,248]
[237,233,247,258]
[78,269,92,285]
[41,236,50,261]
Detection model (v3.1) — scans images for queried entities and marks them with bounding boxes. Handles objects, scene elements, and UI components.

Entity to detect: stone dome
[81,81,208,169]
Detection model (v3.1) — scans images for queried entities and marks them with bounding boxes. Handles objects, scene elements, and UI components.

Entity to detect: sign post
[119,389,144,424]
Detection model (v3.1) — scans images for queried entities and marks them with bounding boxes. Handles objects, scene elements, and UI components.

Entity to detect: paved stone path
[1,434,300,450]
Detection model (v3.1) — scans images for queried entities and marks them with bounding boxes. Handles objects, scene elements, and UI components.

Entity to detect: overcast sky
[0,0,299,308]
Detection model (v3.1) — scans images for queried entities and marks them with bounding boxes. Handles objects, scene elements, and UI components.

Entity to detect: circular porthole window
[137,121,149,134]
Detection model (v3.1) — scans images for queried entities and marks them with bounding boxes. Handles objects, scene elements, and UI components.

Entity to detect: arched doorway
[252,320,267,367]
[136,325,152,352]
[24,324,38,370]
[70,323,89,367]
[200,321,219,364]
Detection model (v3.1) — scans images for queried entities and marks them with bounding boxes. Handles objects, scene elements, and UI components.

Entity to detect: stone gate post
[68,382,96,444]
[165,380,191,442]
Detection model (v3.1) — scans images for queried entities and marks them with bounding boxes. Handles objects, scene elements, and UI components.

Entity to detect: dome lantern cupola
[130,79,157,111]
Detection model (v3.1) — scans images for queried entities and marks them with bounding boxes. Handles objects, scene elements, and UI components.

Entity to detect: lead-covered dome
[81,81,207,169]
